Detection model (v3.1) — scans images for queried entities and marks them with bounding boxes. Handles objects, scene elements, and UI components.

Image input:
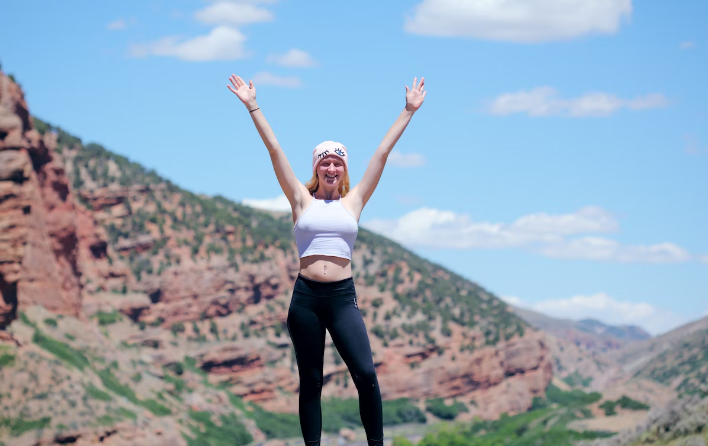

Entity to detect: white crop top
[294,195,358,260]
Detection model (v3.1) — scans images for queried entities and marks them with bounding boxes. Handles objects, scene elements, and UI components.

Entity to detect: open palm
[405,77,426,112]
[227,75,256,105]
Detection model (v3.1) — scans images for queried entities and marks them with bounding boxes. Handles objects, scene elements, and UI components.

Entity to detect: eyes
[320,161,343,168]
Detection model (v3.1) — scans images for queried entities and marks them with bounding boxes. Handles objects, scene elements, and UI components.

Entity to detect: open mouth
[325,174,338,183]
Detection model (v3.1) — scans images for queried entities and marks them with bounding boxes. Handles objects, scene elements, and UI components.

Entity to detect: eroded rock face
[373,331,553,419]
[132,259,293,326]
[0,73,133,327]
[0,73,82,324]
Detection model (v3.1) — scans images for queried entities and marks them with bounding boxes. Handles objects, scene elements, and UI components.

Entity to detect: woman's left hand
[405,77,426,112]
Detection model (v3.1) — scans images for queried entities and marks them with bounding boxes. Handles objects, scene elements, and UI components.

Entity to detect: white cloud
[699,255,708,264]
[128,26,248,61]
[487,87,668,117]
[362,206,693,264]
[242,194,291,212]
[404,0,632,43]
[194,1,273,26]
[511,206,617,235]
[680,41,696,50]
[509,293,686,336]
[537,237,691,263]
[388,151,426,167]
[500,295,524,306]
[108,19,127,30]
[252,72,301,88]
[267,49,318,67]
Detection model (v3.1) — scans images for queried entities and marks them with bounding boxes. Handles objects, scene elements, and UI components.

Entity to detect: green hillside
[634,327,708,398]
[34,117,526,345]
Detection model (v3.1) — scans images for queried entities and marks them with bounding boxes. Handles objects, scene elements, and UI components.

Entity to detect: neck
[314,187,340,200]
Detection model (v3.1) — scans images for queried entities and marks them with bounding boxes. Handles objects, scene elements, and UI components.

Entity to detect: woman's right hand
[227,75,257,108]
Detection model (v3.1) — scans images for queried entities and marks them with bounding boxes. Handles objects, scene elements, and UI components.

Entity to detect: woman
[227,74,426,446]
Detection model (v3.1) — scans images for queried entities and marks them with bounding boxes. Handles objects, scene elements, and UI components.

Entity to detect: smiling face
[316,154,347,189]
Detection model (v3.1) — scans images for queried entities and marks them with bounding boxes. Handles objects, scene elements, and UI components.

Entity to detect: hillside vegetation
[634,328,708,398]
[577,395,708,446]
[35,116,527,346]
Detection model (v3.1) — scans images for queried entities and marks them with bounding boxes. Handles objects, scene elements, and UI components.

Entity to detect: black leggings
[287,273,383,446]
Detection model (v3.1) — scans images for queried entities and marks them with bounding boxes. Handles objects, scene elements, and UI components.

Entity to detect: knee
[299,371,323,394]
[351,367,378,390]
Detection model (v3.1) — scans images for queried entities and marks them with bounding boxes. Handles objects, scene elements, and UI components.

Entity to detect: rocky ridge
[511,306,651,353]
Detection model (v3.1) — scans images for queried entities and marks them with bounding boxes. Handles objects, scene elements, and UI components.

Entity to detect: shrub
[562,371,593,388]
[96,311,120,326]
[32,330,90,370]
[546,383,601,407]
[186,411,253,446]
[371,325,386,339]
[425,398,468,420]
[164,362,184,376]
[96,367,170,416]
[617,395,650,411]
[171,323,185,336]
[0,416,51,437]
[252,405,301,438]
[0,354,16,368]
[530,396,549,410]
[599,400,617,416]
[84,383,111,401]
[393,436,414,446]
[383,398,427,426]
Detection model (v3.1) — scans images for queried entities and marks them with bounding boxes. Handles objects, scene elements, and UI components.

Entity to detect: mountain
[630,318,708,398]
[511,307,651,352]
[606,315,708,378]
[0,70,553,444]
[574,319,651,344]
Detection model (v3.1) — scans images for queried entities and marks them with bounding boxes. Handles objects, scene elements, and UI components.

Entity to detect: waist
[299,255,351,280]
[294,273,355,297]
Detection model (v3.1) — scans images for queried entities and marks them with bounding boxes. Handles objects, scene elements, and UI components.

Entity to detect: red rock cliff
[0,72,84,324]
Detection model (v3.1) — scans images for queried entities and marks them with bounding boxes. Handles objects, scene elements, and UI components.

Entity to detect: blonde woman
[227,74,426,446]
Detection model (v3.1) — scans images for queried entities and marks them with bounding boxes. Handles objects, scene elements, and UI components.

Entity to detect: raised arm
[227,75,308,210]
[349,77,426,213]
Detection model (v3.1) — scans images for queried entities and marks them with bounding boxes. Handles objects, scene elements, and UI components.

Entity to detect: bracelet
[249,107,260,113]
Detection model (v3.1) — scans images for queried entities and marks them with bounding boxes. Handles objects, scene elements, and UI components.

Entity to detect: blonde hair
[305,170,350,197]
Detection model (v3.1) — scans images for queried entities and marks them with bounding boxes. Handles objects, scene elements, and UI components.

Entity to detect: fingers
[419,77,425,91]
[249,79,254,89]
[405,85,410,94]
[227,84,237,94]
[412,77,417,90]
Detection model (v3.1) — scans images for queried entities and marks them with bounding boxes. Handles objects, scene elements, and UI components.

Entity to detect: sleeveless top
[294,194,358,260]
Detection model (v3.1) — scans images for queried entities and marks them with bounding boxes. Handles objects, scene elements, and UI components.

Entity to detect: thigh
[287,294,326,377]
[326,296,376,375]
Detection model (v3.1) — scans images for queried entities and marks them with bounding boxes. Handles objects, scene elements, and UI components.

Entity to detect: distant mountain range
[510,306,651,352]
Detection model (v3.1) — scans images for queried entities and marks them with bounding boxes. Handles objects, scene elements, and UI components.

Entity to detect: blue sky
[1,0,706,335]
